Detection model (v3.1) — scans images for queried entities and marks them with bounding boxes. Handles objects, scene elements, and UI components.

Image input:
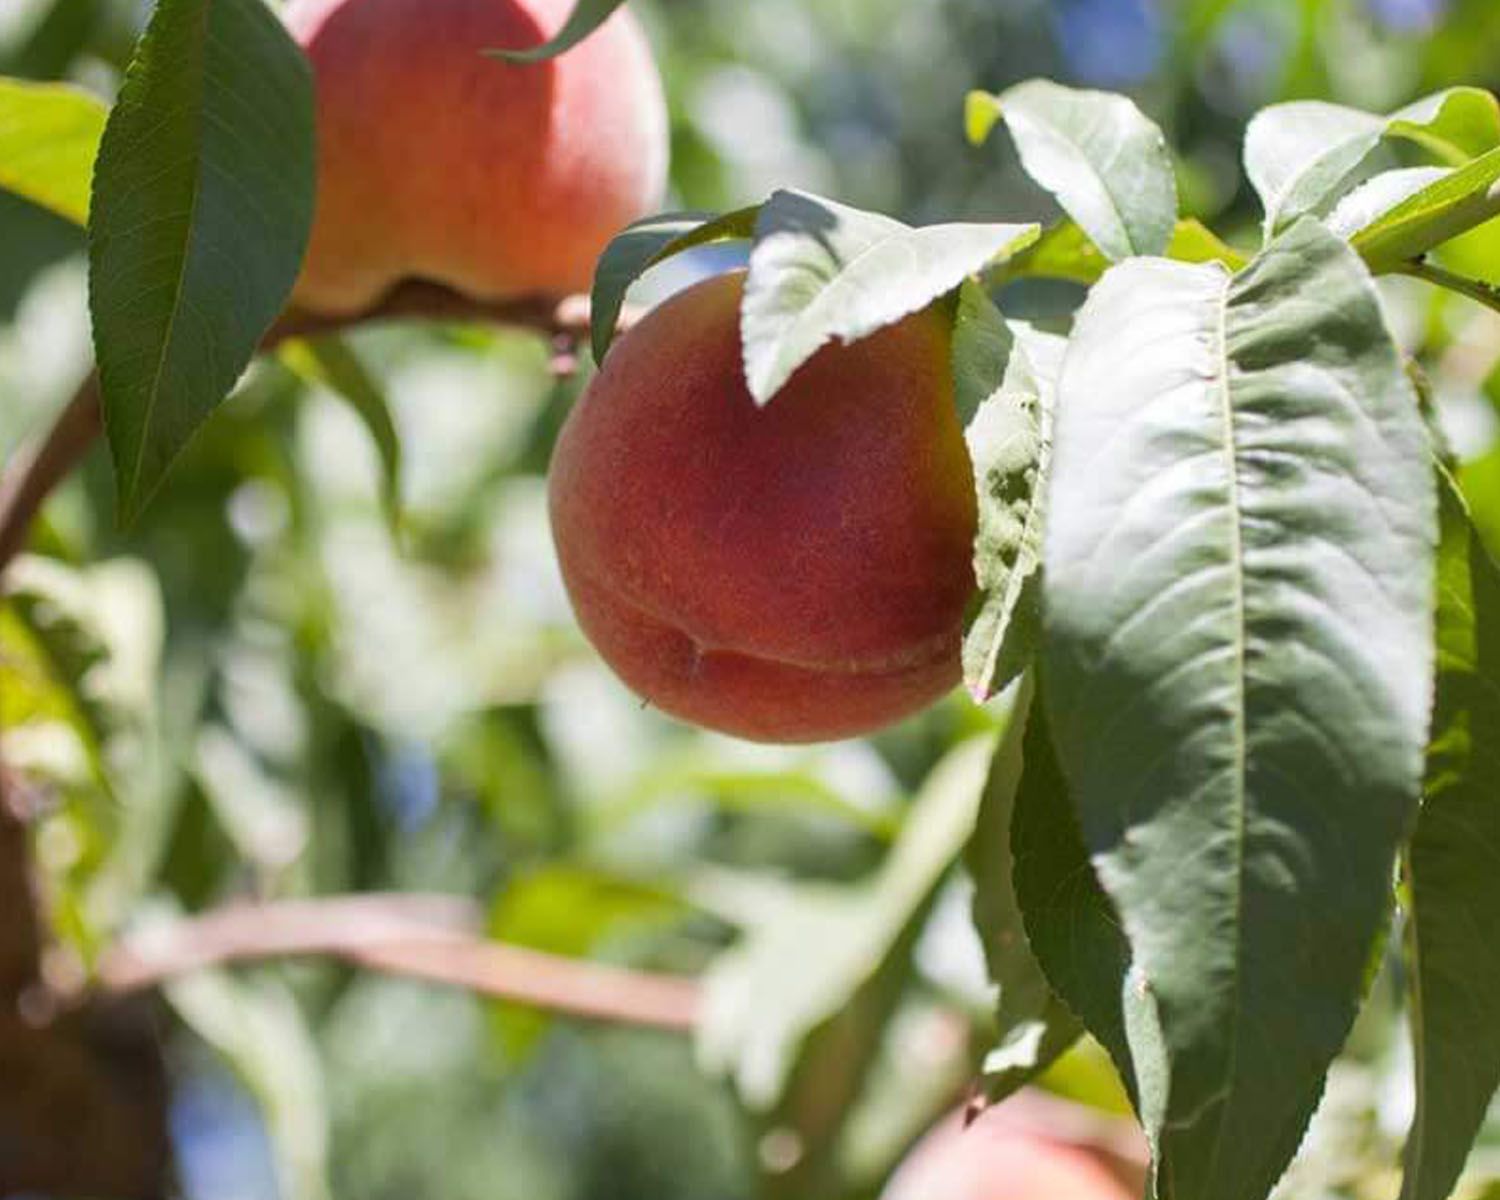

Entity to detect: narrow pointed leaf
[89,0,315,524]
[484,0,626,63]
[1352,147,1500,272]
[0,76,106,225]
[590,206,760,364]
[1400,479,1500,1200]
[967,81,1176,261]
[741,189,1037,403]
[955,284,1064,702]
[966,677,1084,1099]
[1043,218,1437,1200]
[1245,88,1500,238]
[1009,688,1166,1130]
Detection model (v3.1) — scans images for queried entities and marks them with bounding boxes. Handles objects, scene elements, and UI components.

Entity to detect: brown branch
[94,893,702,1032]
[0,283,620,578]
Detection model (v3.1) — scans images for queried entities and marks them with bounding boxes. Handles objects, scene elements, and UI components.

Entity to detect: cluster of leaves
[4,1,1500,1199]
[589,69,1500,1200]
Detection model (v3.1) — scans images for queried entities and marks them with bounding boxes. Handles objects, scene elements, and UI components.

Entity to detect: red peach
[882,1111,1139,1200]
[283,0,668,315]
[548,270,977,743]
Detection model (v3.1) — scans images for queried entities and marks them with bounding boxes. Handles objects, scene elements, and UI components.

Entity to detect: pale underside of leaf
[1043,219,1436,1200]
[741,189,1037,403]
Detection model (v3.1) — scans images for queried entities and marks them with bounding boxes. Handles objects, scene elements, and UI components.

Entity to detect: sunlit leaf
[1245,88,1500,237]
[955,285,1064,702]
[0,76,106,225]
[1352,146,1500,272]
[742,189,1036,402]
[967,80,1176,261]
[1043,218,1437,1200]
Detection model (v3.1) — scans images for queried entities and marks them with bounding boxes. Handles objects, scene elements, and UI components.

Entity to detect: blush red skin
[882,1115,1136,1200]
[282,0,668,315]
[548,271,978,744]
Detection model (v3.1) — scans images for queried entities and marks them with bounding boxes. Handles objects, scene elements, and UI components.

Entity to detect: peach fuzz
[548,270,978,744]
[282,0,668,315]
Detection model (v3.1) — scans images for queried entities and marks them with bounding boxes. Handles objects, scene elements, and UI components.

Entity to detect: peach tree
[0,1,1498,1199]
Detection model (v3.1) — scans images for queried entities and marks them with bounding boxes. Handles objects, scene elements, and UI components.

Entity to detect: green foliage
[1043,218,1437,1200]
[0,76,105,224]
[1245,89,1500,237]
[482,0,628,63]
[1401,479,1500,1200]
[740,190,1035,402]
[9,2,1500,1198]
[953,291,1062,703]
[88,0,314,522]
[967,80,1177,261]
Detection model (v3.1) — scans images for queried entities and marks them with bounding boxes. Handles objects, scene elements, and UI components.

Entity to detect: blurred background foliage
[3,0,1500,1197]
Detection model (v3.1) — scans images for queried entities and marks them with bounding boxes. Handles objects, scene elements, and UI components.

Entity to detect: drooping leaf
[1043,218,1437,1200]
[966,676,1084,1100]
[589,206,760,364]
[280,337,402,527]
[740,189,1037,403]
[954,284,1064,702]
[1400,478,1500,1200]
[0,76,106,225]
[1008,686,1166,1128]
[483,0,627,63]
[1351,146,1500,272]
[966,80,1177,261]
[698,735,994,1168]
[1245,88,1500,237]
[89,0,315,523]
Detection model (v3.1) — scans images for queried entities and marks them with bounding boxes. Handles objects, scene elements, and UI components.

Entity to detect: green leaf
[1009,686,1167,1129]
[589,206,760,365]
[1000,218,1245,288]
[698,735,994,1164]
[1327,167,1451,241]
[1400,478,1500,1200]
[1043,218,1437,1200]
[966,676,1083,1100]
[966,80,1177,261]
[0,76,106,225]
[741,189,1037,403]
[89,0,315,524]
[482,0,626,63]
[280,337,402,528]
[487,865,683,1059]
[1245,88,1500,237]
[166,963,332,1200]
[1352,147,1500,272]
[954,286,1064,702]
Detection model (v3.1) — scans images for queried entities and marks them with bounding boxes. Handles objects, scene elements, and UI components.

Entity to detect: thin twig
[0,284,621,578]
[1395,257,1500,319]
[94,893,702,1032]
